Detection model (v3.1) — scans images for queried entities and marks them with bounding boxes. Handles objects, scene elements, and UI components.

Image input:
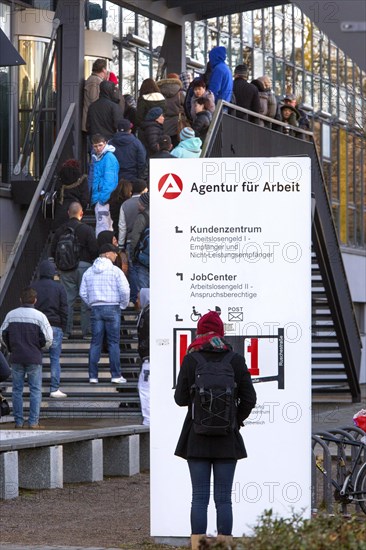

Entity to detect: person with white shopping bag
[88,133,119,236]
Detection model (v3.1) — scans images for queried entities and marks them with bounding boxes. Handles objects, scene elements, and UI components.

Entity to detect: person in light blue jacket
[89,134,119,235]
[208,46,233,104]
[171,127,202,159]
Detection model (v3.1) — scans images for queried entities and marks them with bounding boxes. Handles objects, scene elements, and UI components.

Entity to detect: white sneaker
[50,389,67,398]
[89,378,98,384]
[111,376,127,384]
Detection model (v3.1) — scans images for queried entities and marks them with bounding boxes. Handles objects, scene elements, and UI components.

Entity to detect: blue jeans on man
[134,262,149,292]
[49,326,63,392]
[11,363,42,427]
[60,261,91,336]
[89,305,121,380]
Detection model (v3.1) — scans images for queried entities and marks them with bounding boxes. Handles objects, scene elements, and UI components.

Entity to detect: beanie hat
[139,192,149,207]
[234,64,248,77]
[97,230,115,248]
[117,118,132,132]
[197,311,224,337]
[59,159,82,185]
[167,73,180,80]
[99,243,119,254]
[180,126,195,141]
[108,71,118,85]
[145,107,163,121]
[39,259,56,279]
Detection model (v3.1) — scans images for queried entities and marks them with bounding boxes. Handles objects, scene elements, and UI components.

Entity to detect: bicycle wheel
[355,461,366,514]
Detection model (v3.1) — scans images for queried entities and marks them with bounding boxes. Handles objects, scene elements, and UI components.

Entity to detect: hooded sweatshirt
[171,137,202,158]
[208,46,233,103]
[32,260,68,330]
[86,80,125,138]
[89,143,119,206]
[79,256,130,309]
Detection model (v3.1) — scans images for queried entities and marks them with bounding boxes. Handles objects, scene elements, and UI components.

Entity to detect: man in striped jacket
[0,287,53,429]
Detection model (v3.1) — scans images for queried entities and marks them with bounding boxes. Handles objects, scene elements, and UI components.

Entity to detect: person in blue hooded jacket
[89,133,119,235]
[208,46,233,104]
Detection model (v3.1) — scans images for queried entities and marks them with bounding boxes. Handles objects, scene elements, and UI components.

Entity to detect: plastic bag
[353,409,366,432]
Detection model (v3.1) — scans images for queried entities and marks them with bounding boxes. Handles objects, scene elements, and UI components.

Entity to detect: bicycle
[313,431,366,514]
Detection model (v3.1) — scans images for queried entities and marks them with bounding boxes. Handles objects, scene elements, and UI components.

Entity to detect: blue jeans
[49,327,63,392]
[134,262,149,292]
[89,305,121,379]
[60,261,91,335]
[126,243,139,304]
[188,458,237,535]
[11,363,42,427]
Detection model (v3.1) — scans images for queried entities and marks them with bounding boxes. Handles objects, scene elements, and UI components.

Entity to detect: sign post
[150,157,312,537]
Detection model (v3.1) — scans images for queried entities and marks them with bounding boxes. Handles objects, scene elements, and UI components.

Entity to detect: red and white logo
[158,173,183,199]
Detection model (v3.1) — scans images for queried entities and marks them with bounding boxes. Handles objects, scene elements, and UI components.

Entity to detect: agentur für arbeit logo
[158,173,183,199]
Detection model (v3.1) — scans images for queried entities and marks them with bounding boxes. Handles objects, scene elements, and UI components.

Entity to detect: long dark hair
[139,78,160,96]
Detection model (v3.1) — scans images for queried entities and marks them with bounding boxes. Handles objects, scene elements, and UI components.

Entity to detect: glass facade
[84,1,365,249]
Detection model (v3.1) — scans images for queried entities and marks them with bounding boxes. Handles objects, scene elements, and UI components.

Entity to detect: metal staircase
[203,101,362,402]
[311,251,350,394]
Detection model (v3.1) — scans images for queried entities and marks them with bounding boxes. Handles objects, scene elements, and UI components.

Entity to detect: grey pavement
[312,383,366,434]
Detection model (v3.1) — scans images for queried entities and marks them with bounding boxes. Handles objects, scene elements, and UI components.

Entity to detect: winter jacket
[190,90,215,122]
[118,194,143,247]
[50,217,98,265]
[208,46,233,103]
[80,256,130,309]
[136,92,166,127]
[32,261,68,330]
[157,78,185,137]
[150,150,175,159]
[0,305,53,365]
[232,78,261,122]
[192,110,212,141]
[171,137,202,158]
[109,131,147,180]
[82,72,104,132]
[86,81,124,139]
[138,120,164,157]
[137,291,149,361]
[130,208,149,260]
[89,144,119,206]
[174,349,257,460]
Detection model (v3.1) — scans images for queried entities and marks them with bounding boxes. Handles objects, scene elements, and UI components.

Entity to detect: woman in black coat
[174,311,256,549]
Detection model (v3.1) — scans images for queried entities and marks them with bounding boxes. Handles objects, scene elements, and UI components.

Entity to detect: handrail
[0,103,76,322]
[201,99,313,158]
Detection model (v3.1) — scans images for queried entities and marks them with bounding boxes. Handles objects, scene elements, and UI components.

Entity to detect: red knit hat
[197,311,224,337]
[108,71,118,85]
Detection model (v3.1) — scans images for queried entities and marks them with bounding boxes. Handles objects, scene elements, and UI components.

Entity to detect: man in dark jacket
[150,135,175,158]
[32,260,68,398]
[110,119,147,180]
[233,64,261,123]
[86,80,124,140]
[51,201,98,339]
[0,287,53,428]
[138,107,165,157]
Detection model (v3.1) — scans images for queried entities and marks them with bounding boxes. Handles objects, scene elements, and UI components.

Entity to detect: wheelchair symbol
[190,306,202,322]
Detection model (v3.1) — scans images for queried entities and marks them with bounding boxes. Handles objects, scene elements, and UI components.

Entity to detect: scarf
[187,331,232,353]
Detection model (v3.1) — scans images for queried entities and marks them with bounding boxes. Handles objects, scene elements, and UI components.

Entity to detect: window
[106,2,120,37]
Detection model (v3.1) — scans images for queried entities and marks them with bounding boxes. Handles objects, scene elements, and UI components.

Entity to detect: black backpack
[191,351,237,436]
[134,211,149,267]
[55,224,80,271]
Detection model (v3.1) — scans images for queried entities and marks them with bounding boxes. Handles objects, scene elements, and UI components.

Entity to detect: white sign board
[150,157,312,537]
